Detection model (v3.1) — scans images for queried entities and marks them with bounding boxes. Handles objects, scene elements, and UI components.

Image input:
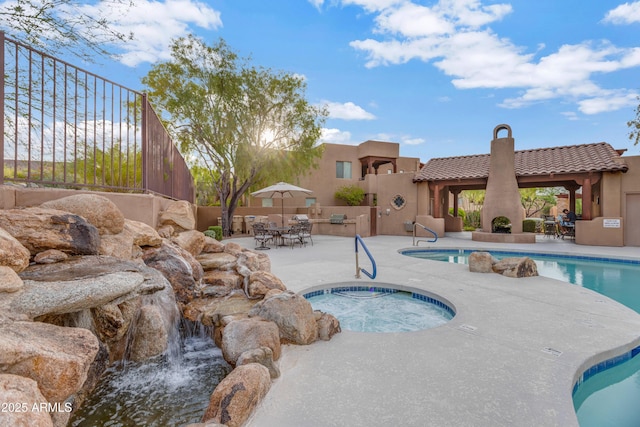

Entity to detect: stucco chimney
[482,124,525,233]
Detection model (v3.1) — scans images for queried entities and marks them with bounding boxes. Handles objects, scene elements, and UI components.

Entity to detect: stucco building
[251,125,640,246]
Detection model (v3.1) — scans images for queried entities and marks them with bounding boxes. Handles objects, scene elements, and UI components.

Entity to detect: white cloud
[323,101,377,120]
[401,136,425,145]
[560,111,579,121]
[320,128,355,144]
[308,0,325,10]
[340,0,640,114]
[374,3,454,37]
[577,92,639,115]
[342,0,404,13]
[69,0,223,66]
[603,2,640,25]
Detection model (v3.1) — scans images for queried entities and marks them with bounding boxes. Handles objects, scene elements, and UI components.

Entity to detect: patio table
[268,226,292,247]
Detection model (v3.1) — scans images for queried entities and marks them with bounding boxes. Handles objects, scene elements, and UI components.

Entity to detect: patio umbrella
[251,182,313,227]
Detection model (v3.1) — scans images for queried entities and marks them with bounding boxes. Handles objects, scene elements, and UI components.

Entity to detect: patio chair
[299,221,313,246]
[252,223,274,250]
[280,224,303,249]
[543,220,558,238]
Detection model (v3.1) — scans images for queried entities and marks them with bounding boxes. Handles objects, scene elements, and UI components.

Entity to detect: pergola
[413,142,629,221]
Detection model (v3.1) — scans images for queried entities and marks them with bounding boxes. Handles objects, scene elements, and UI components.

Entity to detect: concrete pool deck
[227,233,640,427]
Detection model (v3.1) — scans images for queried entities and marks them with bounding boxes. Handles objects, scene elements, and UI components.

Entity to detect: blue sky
[15,0,640,162]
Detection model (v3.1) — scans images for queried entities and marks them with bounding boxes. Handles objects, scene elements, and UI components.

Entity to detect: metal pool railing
[355,234,377,279]
[413,222,438,245]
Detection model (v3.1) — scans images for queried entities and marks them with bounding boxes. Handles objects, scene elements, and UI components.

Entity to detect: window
[261,198,273,207]
[336,161,352,179]
[391,194,406,210]
[305,197,316,207]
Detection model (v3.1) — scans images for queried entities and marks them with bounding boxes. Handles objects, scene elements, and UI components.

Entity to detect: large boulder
[9,256,166,322]
[173,243,204,283]
[90,298,143,356]
[40,193,125,235]
[468,251,497,273]
[172,230,206,257]
[492,257,539,278]
[202,363,271,427]
[183,294,259,328]
[124,219,162,247]
[316,311,341,341]
[0,207,100,256]
[33,249,68,264]
[158,200,195,231]
[202,270,244,298]
[0,374,54,427]
[197,252,237,271]
[142,242,200,304]
[0,321,99,402]
[202,236,225,253]
[247,271,286,298]
[0,227,30,272]
[237,347,280,379]
[128,304,168,361]
[99,229,135,260]
[248,291,318,345]
[9,271,146,320]
[0,266,23,293]
[221,318,281,365]
[93,297,143,362]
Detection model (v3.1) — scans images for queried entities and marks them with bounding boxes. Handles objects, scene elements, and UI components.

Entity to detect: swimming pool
[304,284,455,333]
[402,248,640,426]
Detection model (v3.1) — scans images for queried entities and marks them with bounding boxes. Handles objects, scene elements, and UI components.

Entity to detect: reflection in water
[404,249,640,426]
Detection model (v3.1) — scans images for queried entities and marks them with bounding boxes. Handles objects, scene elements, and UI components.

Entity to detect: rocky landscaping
[468,251,539,278]
[0,192,340,427]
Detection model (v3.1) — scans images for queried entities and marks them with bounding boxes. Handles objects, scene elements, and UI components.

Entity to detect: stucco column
[452,189,460,217]
[569,188,576,215]
[432,184,441,218]
[416,182,429,215]
[443,188,450,216]
[581,177,592,220]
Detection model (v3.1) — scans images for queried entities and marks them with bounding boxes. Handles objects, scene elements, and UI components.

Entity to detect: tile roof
[413,142,628,182]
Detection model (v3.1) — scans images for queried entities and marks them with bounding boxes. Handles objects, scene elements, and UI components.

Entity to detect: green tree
[520,188,557,218]
[75,142,143,190]
[335,185,365,206]
[143,36,327,236]
[0,0,132,61]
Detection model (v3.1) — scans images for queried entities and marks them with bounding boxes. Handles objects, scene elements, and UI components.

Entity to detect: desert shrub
[522,219,537,233]
[206,226,223,241]
[449,207,466,220]
[465,210,481,229]
[334,185,365,206]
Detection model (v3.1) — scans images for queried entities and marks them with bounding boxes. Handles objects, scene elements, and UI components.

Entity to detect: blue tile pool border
[303,285,456,318]
[402,248,640,399]
[401,248,640,265]
[572,345,640,396]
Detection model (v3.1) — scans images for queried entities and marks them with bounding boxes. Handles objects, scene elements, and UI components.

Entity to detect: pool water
[402,249,640,426]
[306,289,453,333]
[404,249,640,312]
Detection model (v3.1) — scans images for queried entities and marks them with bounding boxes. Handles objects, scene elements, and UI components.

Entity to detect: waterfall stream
[70,288,232,426]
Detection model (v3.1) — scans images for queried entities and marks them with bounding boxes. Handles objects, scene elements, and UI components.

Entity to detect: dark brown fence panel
[143,96,195,202]
[1,32,194,202]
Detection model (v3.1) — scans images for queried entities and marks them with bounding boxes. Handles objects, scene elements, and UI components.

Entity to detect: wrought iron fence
[0,32,194,202]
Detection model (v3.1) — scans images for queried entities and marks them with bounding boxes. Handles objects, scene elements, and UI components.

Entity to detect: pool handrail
[413,222,438,245]
[355,234,377,279]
